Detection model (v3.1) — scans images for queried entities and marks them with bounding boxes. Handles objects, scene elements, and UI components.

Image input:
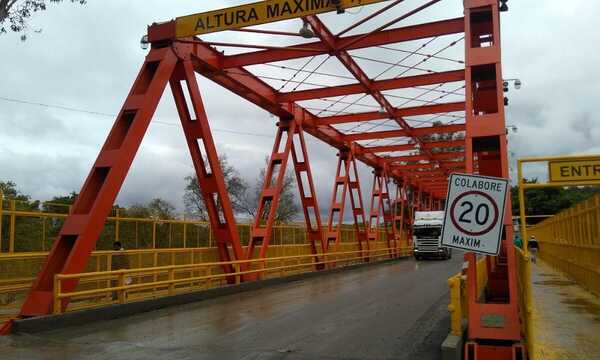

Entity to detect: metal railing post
[152,221,157,249]
[168,268,175,295]
[0,191,3,252]
[53,276,61,314]
[9,200,16,253]
[118,272,125,304]
[115,209,120,244]
[234,263,241,284]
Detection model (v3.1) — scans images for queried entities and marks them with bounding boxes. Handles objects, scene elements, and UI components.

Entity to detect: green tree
[183,155,248,220]
[125,198,176,220]
[1,180,38,208]
[42,191,77,214]
[240,158,300,223]
[0,181,40,251]
[511,178,599,224]
[0,0,86,40]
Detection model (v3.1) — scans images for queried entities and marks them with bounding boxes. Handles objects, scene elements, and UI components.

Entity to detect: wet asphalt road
[1,256,462,360]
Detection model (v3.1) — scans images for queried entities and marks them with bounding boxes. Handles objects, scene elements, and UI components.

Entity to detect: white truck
[412,211,452,260]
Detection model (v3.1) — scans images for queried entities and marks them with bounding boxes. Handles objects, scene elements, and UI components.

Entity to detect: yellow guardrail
[0,194,391,253]
[529,194,600,296]
[0,242,394,321]
[515,246,533,357]
[515,154,600,359]
[53,247,411,314]
[447,257,488,337]
[0,192,410,321]
[447,251,532,353]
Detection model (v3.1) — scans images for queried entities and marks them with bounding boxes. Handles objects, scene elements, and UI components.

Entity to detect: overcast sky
[1,0,599,216]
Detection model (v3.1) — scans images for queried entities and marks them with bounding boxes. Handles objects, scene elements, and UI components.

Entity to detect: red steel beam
[318,102,465,126]
[391,161,463,171]
[278,70,465,102]
[220,17,464,68]
[361,139,465,154]
[384,151,465,163]
[186,37,447,227]
[343,124,465,141]
[186,21,426,182]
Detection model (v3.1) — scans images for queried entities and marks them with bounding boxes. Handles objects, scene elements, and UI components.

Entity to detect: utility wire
[0,96,274,138]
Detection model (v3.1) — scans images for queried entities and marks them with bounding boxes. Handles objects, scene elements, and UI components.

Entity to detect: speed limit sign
[441,173,509,255]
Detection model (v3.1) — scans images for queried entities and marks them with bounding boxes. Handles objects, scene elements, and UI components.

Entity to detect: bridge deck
[1,257,461,360]
[532,259,600,359]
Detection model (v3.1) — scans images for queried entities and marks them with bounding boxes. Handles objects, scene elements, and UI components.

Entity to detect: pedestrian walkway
[531,259,600,359]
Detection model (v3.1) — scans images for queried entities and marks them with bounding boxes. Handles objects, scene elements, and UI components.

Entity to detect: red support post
[367,169,396,258]
[380,170,397,257]
[393,180,408,249]
[245,106,326,274]
[289,109,326,263]
[463,0,523,356]
[169,59,246,276]
[325,149,369,259]
[247,117,297,263]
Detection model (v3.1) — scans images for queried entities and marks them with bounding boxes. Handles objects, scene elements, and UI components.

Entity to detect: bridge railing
[515,247,533,356]
[0,194,409,321]
[448,251,533,355]
[0,242,397,322]
[529,193,600,296]
[0,195,401,253]
[447,257,489,337]
[52,247,411,314]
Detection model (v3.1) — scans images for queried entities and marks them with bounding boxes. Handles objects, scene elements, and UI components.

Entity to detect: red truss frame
[5,2,525,357]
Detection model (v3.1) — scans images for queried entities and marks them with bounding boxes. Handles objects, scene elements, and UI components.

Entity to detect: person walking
[527,235,539,264]
[111,241,130,301]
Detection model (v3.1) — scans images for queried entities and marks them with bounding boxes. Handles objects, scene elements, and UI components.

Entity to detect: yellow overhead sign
[549,158,600,183]
[176,0,390,37]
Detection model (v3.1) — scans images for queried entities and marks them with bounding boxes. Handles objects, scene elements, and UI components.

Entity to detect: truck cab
[412,211,452,260]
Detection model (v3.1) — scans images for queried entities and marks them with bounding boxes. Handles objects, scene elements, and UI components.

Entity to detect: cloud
[0,0,598,221]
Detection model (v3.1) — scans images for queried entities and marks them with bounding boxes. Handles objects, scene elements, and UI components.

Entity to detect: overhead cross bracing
[153,0,468,198]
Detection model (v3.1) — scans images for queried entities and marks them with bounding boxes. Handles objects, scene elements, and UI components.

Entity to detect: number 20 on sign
[441,173,509,255]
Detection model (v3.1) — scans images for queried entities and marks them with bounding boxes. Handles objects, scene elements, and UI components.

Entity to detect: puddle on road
[561,298,600,316]
[534,280,576,286]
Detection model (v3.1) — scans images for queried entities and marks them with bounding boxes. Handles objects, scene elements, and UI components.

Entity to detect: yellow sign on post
[176,0,390,37]
[548,159,600,183]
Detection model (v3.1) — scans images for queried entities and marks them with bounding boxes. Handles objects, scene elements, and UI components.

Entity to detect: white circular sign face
[449,190,499,236]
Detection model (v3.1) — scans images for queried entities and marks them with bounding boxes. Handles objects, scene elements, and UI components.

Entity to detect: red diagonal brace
[169,59,246,277]
[19,48,180,317]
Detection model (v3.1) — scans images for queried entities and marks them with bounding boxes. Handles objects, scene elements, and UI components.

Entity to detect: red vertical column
[380,171,397,257]
[367,170,384,250]
[289,108,326,262]
[325,150,369,258]
[463,0,522,354]
[247,118,296,262]
[395,180,407,248]
[405,181,415,248]
[367,169,395,258]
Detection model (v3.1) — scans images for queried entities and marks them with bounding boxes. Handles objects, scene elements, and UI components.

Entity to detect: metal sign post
[441,173,509,255]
